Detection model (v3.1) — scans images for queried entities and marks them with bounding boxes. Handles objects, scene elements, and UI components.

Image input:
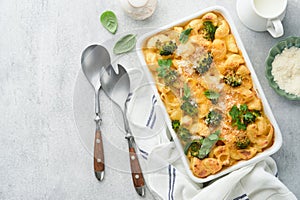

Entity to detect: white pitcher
[236,0,287,38]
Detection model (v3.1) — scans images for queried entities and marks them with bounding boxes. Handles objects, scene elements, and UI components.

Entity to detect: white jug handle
[267,18,284,38]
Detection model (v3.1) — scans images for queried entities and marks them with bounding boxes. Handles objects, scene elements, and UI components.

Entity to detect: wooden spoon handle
[94,129,105,181]
[127,137,145,196]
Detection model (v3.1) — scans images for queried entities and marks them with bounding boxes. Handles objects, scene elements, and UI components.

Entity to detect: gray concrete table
[0,0,299,199]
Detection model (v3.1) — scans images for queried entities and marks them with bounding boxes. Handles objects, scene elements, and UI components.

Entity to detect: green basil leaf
[100,11,118,34]
[183,83,191,101]
[184,141,193,155]
[204,90,220,100]
[198,130,221,159]
[179,28,193,44]
[208,133,219,141]
[113,34,137,55]
[158,59,172,68]
[157,59,172,77]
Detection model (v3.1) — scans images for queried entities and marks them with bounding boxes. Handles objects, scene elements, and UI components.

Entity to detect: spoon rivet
[131,155,135,160]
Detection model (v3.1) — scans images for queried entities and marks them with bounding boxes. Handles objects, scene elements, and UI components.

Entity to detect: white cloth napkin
[126,83,297,200]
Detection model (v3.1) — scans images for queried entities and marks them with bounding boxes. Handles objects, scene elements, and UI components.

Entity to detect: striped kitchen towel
[126,84,297,200]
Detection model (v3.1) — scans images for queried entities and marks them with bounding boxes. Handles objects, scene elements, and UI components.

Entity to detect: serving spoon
[100,64,145,196]
[81,44,110,181]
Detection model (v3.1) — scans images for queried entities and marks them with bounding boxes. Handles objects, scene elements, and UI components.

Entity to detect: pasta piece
[189,35,212,48]
[216,63,228,75]
[247,97,262,110]
[225,34,239,53]
[195,78,209,90]
[145,51,158,70]
[212,39,227,61]
[201,12,218,26]
[174,26,183,33]
[213,146,230,165]
[160,91,180,112]
[230,145,257,160]
[156,82,171,94]
[237,148,257,160]
[225,54,245,69]
[165,29,180,40]
[191,157,211,178]
[253,133,273,150]
[215,20,230,39]
[175,42,195,58]
[236,65,250,76]
[191,157,222,178]
[194,91,208,104]
[181,115,193,127]
[256,117,269,135]
[189,121,210,137]
[246,119,273,149]
[197,102,211,118]
[147,34,170,48]
[235,88,255,103]
[170,109,182,120]
[185,19,203,34]
[202,158,222,174]
[241,77,253,90]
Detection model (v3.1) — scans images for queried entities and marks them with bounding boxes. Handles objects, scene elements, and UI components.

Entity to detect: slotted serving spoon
[100,64,145,197]
[81,44,110,181]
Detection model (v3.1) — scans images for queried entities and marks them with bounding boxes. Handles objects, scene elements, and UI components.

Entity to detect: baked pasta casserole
[141,11,274,178]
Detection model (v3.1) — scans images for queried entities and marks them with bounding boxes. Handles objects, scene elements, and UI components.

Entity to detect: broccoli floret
[184,139,203,155]
[164,70,178,86]
[229,104,261,130]
[171,120,191,142]
[205,110,222,126]
[180,100,198,116]
[243,110,261,125]
[157,59,178,86]
[223,72,242,87]
[157,59,172,78]
[203,21,217,41]
[156,40,177,56]
[236,136,250,149]
[178,127,191,141]
[243,112,256,125]
[195,52,213,74]
[172,120,180,132]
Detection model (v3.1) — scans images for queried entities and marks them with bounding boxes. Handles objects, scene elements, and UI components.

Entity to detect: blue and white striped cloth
[126,85,297,200]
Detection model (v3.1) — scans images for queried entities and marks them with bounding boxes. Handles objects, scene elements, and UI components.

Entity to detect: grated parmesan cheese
[271,46,300,96]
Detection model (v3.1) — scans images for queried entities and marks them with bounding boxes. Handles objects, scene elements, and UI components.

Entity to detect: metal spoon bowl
[100,64,146,196]
[81,44,111,181]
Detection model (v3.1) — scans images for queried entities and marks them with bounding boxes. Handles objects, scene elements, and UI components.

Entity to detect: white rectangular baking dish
[136,6,282,183]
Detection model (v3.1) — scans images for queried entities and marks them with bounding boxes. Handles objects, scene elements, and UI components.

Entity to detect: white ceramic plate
[136,6,283,183]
